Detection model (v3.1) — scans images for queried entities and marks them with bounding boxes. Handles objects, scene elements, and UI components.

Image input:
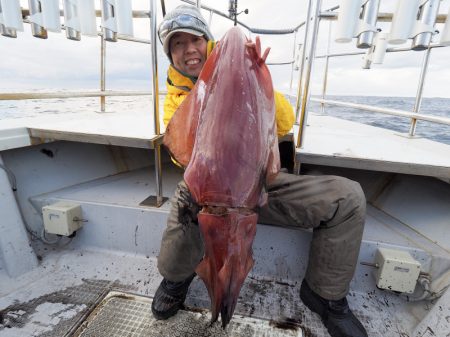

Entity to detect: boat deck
[2,159,447,337]
[0,243,427,337]
[1,106,450,336]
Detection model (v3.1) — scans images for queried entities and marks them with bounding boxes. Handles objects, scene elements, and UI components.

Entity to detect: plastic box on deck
[42,201,83,236]
[375,247,421,293]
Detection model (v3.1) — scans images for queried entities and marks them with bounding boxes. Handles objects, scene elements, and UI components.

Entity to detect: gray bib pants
[157,172,366,301]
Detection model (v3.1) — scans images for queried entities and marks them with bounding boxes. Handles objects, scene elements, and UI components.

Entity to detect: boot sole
[151,302,183,320]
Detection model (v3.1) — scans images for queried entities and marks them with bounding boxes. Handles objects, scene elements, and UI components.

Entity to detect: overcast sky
[1,0,450,98]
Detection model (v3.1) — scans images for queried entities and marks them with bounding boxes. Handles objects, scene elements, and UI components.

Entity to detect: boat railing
[0,91,152,100]
[0,7,154,111]
[295,1,450,148]
[187,1,450,149]
[310,40,450,134]
[310,98,450,127]
[0,1,166,206]
[2,0,450,206]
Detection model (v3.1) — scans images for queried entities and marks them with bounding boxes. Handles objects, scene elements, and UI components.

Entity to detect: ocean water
[0,95,154,119]
[1,94,449,146]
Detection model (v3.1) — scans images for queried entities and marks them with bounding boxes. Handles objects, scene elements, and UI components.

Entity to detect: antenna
[228,0,248,26]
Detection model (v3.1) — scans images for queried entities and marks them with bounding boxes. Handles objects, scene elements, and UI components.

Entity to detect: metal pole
[100,33,106,112]
[409,47,432,136]
[150,0,163,207]
[234,0,237,26]
[0,91,152,100]
[318,11,447,23]
[289,30,298,92]
[316,42,447,58]
[208,10,213,27]
[294,0,314,123]
[160,0,166,16]
[321,20,332,115]
[296,0,322,148]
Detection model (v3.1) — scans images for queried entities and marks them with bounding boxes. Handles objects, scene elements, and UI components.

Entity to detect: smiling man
[158,5,216,127]
[152,5,368,337]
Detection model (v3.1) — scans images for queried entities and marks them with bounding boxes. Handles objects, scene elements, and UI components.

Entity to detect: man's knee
[328,176,366,226]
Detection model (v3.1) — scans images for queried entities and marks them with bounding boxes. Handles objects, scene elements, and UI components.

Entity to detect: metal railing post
[208,10,213,27]
[321,20,332,115]
[410,46,432,136]
[289,30,298,92]
[100,32,106,112]
[150,0,164,207]
[160,0,166,16]
[294,0,314,123]
[296,0,322,148]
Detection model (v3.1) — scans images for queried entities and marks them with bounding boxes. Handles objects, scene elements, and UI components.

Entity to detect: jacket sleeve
[274,91,295,138]
[163,93,187,127]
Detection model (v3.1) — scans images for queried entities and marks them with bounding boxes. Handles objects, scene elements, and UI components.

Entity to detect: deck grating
[71,291,303,337]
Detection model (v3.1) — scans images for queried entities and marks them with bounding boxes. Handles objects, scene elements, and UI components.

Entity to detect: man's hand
[246,36,270,65]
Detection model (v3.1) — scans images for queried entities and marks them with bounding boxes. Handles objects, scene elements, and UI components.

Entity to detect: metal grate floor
[72,291,303,337]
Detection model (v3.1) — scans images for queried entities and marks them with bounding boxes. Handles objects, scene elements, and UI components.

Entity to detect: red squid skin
[164,26,280,327]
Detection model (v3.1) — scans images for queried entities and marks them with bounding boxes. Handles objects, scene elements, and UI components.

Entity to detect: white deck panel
[28,109,164,149]
[295,113,450,178]
[0,107,165,151]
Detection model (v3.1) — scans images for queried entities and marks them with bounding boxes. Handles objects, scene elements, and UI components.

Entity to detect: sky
[1,0,450,98]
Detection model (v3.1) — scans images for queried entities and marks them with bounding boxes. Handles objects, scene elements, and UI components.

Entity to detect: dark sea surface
[1,94,449,146]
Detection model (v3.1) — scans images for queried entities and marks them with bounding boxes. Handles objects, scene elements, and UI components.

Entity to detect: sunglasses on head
[159,14,207,42]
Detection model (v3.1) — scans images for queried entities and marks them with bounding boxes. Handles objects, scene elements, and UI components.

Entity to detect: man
[153,5,368,337]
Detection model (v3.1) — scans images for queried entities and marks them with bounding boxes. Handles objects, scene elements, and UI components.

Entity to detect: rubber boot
[300,280,368,337]
[151,274,195,320]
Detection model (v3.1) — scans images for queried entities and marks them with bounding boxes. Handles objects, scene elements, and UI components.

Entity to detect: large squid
[164,27,280,327]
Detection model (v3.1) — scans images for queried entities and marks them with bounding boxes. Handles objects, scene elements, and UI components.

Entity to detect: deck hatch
[71,291,303,337]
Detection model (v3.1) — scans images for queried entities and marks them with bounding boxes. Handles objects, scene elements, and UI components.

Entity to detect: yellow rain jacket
[163,41,295,138]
